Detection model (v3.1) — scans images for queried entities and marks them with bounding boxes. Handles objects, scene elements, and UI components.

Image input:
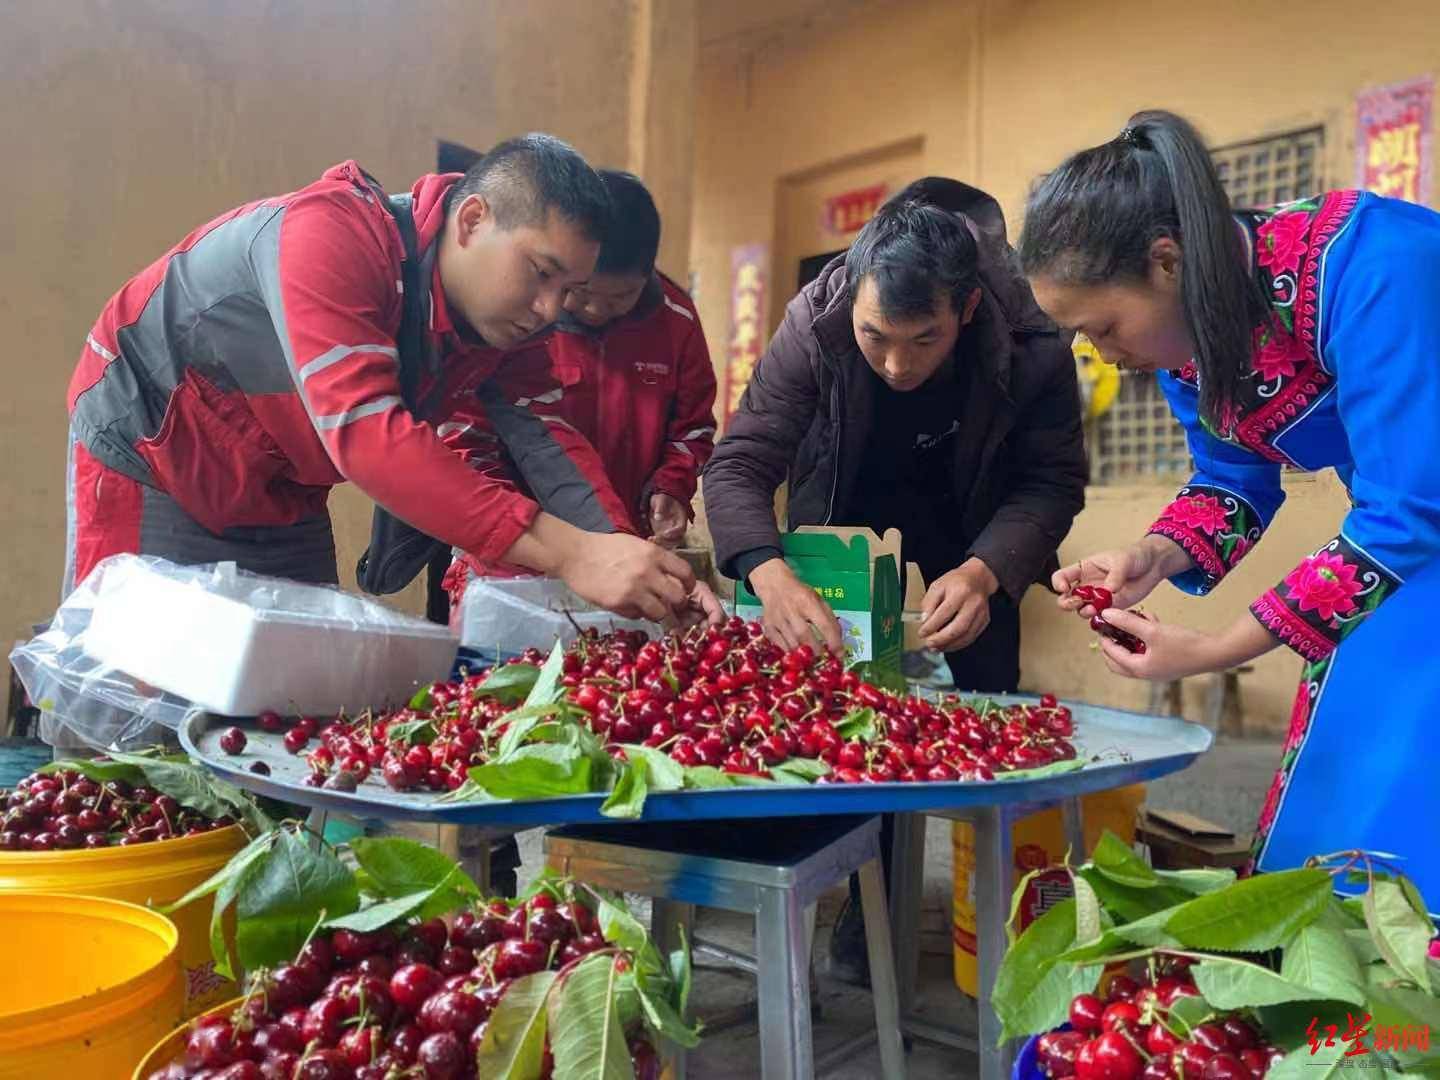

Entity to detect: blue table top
[180,702,1209,829]
[181,695,1212,828]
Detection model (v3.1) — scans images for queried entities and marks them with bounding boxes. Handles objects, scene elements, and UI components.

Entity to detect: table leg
[859,857,908,1079]
[972,804,1016,1080]
[890,812,926,1020]
[1061,796,1087,863]
[455,826,494,893]
[756,885,813,1079]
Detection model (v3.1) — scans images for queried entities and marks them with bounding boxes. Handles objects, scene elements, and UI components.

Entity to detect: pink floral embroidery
[1256,767,1287,835]
[1283,552,1363,621]
[1256,211,1312,276]
[1253,326,1308,383]
[1284,682,1311,751]
[1230,535,1251,563]
[1160,493,1229,536]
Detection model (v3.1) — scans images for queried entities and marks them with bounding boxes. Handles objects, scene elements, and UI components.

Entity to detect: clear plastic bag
[12,557,195,751]
[10,554,458,750]
[455,574,658,654]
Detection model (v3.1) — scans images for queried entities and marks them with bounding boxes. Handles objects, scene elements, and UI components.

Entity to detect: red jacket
[521,273,715,519]
[67,161,539,565]
[440,272,717,584]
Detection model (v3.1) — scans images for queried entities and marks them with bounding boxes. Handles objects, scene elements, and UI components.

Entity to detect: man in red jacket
[549,170,717,545]
[64,136,699,632]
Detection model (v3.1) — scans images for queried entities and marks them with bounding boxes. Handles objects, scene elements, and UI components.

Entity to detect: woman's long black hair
[1018,109,1271,429]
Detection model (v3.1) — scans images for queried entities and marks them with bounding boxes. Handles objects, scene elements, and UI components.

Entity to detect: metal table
[182,698,1210,1079]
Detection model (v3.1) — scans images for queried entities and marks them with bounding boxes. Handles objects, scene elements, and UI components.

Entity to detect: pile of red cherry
[1038,964,1286,1080]
[1069,586,1149,655]
[0,767,234,851]
[145,892,659,1080]
[239,620,1078,790]
[560,621,1077,782]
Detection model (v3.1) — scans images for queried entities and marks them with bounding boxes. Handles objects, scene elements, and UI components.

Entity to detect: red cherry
[185,1018,238,1068]
[1201,1053,1253,1080]
[1239,1049,1268,1076]
[389,963,443,1013]
[1173,1041,1215,1078]
[389,1024,424,1065]
[416,989,486,1037]
[298,937,334,973]
[1192,1024,1231,1054]
[1147,1024,1182,1057]
[331,928,379,964]
[492,939,547,981]
[417,1031,465,1079]
[338,1025,383,1067]
[1103,1001,1142,1033]
[1040,1031,1087,1078]
[1107,975,1142,1002]
[1165,983,1202,1007]
[1221,1019,1258,1052]
[1070,993,1106,1033]
[301,995,347,1046]
[219,727,247,755]
[1091,1031,1143,1080]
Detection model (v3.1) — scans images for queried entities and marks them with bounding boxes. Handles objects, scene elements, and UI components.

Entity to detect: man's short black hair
[595,170,661,276]
[444,133,610,244]
[845,196,980,319]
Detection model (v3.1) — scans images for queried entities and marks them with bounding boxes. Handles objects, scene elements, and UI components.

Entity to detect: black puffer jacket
[702,177,1087,600]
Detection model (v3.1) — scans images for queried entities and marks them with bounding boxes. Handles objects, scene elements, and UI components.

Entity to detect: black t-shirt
[845,362,967,584]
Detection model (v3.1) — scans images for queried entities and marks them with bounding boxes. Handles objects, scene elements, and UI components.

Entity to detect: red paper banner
[1356,76,1434,205]
[723,244,767,429]
[825,183,888,235]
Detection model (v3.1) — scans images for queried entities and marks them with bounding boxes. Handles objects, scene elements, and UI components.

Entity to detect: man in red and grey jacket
[64,136,701,636]
[356,171,716,614]
[432,170,717,607]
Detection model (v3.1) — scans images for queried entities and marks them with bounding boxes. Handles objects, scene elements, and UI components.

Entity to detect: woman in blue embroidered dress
[1018,110,1440,912]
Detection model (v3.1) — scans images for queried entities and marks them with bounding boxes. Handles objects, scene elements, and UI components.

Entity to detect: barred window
[1090,371,1194,486]
[1212,127,1325,209]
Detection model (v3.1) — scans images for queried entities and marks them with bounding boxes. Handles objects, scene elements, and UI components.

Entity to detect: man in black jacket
[702,178,1087,982]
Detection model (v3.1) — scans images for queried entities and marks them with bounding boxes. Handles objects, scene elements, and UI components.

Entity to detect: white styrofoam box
[456,574,658,653]
[83,557,458,717]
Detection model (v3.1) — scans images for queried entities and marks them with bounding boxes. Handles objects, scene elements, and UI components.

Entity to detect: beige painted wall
[1,0,696,713]
[692,0,1435,733]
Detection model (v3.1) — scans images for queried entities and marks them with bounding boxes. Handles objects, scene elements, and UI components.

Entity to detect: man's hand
[648,492,689,549]
[749,557,844,655]
[919,557,999,653]
[555,531,696,622]
[671,580,726,630]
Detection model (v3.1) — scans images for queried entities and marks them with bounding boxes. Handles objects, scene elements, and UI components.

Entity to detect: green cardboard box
[734,526,904,680]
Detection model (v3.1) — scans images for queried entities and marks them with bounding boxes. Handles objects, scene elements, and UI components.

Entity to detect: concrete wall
[0,0,697,714]
[692,0,1436,732]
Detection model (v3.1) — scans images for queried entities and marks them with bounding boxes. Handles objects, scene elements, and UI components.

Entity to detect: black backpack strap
[354,176,449,602]
[382,191,428,415]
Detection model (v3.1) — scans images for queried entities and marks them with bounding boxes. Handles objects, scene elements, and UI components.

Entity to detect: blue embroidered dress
[1145,191,1440,911]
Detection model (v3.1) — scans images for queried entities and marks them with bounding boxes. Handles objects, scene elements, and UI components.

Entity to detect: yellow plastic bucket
[952,785,1146,995]
[0,892,184,1080]
[134,995,243,1079]
[0,824,246,1014]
